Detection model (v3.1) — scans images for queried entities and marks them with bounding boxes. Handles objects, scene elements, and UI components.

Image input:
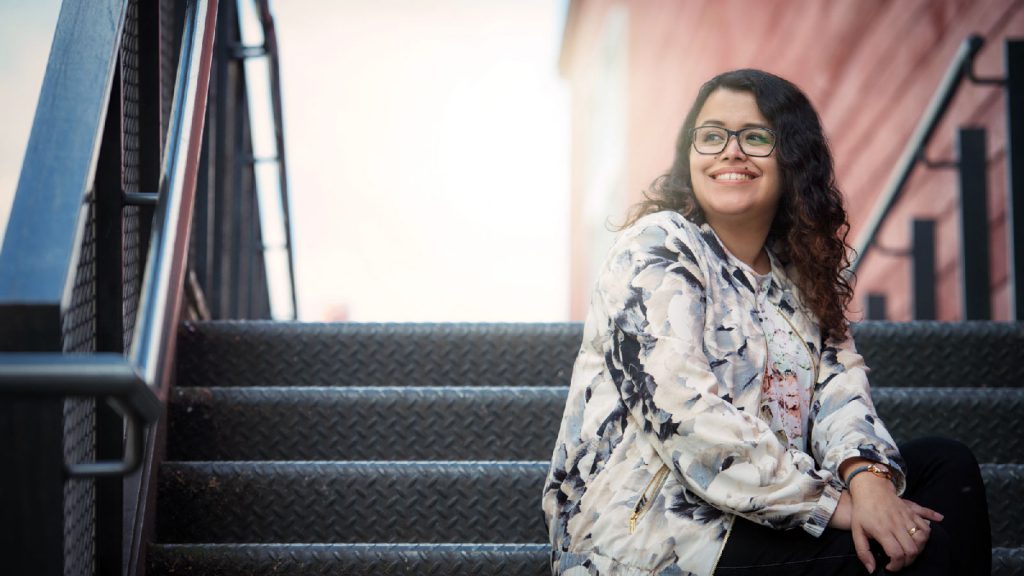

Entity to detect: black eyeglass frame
[690,126,778,157]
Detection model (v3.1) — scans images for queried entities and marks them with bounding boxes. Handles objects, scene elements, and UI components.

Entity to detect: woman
[542,69,990,575]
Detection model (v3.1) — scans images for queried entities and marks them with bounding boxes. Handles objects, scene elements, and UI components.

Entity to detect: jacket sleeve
[809,331,907,494]
[595,219,841,536]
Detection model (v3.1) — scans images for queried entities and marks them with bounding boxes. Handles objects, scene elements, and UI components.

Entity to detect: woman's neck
[708,219,772,274]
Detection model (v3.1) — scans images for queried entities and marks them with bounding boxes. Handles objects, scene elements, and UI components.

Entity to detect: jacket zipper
[628,464,670,534]
[711,514,736,573]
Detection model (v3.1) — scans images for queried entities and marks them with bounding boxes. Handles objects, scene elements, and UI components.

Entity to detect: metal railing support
[853,36,984,273]
[912,219,937,320]
[957,127,991,320]
[866,293,887,320]
[1006,40,1024,320]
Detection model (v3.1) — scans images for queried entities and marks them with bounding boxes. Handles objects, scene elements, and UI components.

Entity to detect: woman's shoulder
[613,210,706,260]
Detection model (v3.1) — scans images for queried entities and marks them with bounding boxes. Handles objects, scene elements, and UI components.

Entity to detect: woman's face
[689,88,781,231]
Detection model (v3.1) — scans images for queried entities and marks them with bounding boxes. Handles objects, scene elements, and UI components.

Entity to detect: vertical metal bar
[1006,40,1024,320]
[912,219,937,320]
[866,294,887,320]
[93,44,125,576]
[210,0,236,319]
[957,127,991,319]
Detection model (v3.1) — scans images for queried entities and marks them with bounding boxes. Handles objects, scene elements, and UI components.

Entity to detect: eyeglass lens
[693,127,775,157]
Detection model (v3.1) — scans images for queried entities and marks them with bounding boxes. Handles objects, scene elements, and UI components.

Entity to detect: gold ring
[907,526,919,537]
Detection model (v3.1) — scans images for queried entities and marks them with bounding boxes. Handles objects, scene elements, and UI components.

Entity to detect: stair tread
[157,461,549,544]
[177,321,1024,389]
[167,385,1024,463]
[145,543,1024,576]
[177,321,581,389]
[147,542,549,576]
[156,461,1022,547]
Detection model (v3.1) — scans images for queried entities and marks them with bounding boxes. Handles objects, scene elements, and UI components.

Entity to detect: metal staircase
[145,322,1024,575]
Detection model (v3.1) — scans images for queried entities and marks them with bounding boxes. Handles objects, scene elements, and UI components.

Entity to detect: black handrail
[851,35,985,272]
[0,0,219,477]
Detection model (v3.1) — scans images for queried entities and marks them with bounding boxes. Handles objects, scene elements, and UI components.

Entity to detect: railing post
[958,127,991,320]
[866,293,887,320]
[912,219,937,320]
[1006,39,1024,320]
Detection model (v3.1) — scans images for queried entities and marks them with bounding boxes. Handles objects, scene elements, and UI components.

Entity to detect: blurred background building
[562,0,1024,322]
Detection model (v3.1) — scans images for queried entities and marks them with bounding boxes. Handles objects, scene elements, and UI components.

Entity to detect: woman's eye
[701,131,724,143]
[745,131,772,145]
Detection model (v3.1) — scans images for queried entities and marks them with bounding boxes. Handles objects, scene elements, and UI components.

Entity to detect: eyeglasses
[691,126,777,157]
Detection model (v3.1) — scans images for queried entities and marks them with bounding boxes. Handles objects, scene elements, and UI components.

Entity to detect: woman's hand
[846,472,944,573]
[828,489,852,530]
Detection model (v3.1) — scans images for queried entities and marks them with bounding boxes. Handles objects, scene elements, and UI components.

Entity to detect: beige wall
[562,0,1024,321]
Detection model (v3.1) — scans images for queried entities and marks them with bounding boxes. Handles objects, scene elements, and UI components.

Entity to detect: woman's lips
[709,169,758,182]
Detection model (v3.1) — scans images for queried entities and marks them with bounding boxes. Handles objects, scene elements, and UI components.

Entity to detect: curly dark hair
[624,69,853,341]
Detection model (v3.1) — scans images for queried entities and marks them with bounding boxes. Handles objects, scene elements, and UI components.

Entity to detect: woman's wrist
[845,463,892,485]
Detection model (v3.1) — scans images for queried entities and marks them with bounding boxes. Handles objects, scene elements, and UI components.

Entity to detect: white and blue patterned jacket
[543,211,906,575]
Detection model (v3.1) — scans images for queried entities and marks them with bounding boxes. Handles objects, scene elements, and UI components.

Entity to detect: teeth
[713,172,753,181]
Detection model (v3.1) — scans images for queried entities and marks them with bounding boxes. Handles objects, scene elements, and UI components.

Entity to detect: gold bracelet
[844,463,893,487]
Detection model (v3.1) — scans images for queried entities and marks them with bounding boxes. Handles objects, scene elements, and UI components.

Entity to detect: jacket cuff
[832,448,907,496]
[802,479,843,538]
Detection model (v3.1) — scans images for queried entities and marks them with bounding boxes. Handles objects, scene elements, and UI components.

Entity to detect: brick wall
[562,0,1024,321]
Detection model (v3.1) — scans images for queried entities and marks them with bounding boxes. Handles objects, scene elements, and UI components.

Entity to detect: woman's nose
[720,134,747,158]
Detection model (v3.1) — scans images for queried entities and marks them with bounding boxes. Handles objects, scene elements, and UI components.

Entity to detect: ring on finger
[907,526,919,537]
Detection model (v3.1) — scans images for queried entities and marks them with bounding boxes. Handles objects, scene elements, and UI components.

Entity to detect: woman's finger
[878,532,908,572]
[890,524,922,570]
[910,516,932,545]
[906,500,944,522]
[852,523,876,573]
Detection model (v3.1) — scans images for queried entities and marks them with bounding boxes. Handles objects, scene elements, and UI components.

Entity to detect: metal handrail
[0,0,219,477]
[260,0,299,320]
[851,35,985,273]
[238,0,298,319]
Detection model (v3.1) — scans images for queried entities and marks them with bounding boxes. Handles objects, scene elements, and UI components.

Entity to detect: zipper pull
[629,511,639,534]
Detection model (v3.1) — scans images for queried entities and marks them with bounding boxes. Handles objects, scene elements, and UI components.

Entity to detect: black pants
[715,437,991,575]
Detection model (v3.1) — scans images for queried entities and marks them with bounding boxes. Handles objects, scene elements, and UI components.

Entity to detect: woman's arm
[596,218,840,536]
[811,334,943,572]
[809,331,907,492]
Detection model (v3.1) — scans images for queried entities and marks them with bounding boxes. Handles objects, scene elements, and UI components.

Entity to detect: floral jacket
[542,211,906,576]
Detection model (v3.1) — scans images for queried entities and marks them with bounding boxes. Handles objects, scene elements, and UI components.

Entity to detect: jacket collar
[696,222,813,326]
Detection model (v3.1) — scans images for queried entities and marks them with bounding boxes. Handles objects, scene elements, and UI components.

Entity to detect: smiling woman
[542,69,991,575]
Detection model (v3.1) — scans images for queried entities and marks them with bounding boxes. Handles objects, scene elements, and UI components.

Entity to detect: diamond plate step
[176,322,580,388]
[167,386,1024,464]
[984,464,1024,548]
[156,461,1021,548]
[994,547,1024,576]
[167,386,566,461]
[176,321,1024,389]
[145,543,1024,576]
[146,543,549,576]
[851,322,1024,388]
[156,461,549,544]
[873,388,1024,464]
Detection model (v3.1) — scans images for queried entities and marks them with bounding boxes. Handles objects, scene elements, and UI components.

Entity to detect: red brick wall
[562,0,1024,321]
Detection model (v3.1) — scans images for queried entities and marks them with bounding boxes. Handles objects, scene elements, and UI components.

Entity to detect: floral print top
[542,211,906,576]
[750,269,814,452]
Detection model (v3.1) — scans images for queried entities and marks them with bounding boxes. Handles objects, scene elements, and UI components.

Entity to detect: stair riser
[157,462,1022,547]
[168,387,1024,464]
[177,322,1024,389]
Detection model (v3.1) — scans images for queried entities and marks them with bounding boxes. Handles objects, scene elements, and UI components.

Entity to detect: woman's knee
[901,436,981,477]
